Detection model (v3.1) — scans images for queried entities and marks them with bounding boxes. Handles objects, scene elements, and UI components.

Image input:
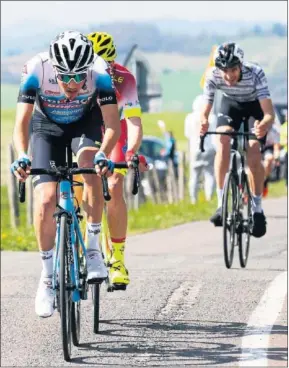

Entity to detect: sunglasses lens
[57,73,87,83]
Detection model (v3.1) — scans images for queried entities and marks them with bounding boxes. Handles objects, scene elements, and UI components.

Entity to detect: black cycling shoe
[210,207,223,227]
[250,212,267,238]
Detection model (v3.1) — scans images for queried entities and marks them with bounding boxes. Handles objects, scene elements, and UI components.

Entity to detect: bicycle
[17,145,137,361]
[92,156,141,334]
[200,130,264,269]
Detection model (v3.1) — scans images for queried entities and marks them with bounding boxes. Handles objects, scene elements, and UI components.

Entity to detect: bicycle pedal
[87,277,106,285]
[112,284,127,291]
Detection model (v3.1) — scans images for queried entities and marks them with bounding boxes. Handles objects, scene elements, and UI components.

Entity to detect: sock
[252,195,262,213]
[86,223,101,253]
[40,249,54,277]
[217,188,223,208]
[111,237,126,264]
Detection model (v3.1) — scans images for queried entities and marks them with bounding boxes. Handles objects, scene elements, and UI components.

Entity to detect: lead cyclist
[11,31,121,318]
[199,42,275,238]
[86,31,144,289]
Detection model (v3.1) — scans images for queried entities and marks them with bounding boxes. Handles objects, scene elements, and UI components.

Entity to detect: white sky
[1,1,287,27]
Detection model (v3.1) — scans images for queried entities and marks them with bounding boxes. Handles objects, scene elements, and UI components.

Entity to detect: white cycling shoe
[35,273,55,318]
[86,250,108,284]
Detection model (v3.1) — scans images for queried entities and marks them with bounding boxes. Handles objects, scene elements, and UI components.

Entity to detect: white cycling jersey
[18,52,116,124]
[203,62,271,104]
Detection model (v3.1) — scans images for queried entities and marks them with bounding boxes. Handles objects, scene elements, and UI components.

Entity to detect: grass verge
[1,180,287,251]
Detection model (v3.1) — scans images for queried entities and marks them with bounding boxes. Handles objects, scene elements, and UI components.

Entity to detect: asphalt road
[1,196,287,367]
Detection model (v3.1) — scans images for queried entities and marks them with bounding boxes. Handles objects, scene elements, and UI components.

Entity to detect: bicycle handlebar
[18,161,139,203]
[199,131,264,153]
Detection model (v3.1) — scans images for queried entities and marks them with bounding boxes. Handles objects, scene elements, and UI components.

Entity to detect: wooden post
[167,159,178,203]
[7,144,20,228]
[178,151,185,201]
[151,166,162,203]
[143,171,156,204]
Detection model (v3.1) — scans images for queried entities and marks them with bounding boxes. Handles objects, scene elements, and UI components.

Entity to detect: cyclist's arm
[200,67,216,122]
[259,98,275,129]
[13,58,40,156]
[256,66,275,129]
[99,102,121,156]
[122,73,143,153]
[13,103,34,156]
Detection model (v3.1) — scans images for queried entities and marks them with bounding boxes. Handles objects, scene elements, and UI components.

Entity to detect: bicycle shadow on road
[71,319,287,366]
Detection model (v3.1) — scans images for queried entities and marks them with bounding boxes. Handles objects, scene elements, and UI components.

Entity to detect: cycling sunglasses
[57,72,87,84]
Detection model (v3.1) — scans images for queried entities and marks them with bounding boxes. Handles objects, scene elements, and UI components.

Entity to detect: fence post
[7,144,20,228]
[167,159,178,203]
[151,166,162,203]
[178,151,185,201]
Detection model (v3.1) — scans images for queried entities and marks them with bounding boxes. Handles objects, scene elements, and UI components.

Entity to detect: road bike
[18,145,137,361]
[200,130,263,269]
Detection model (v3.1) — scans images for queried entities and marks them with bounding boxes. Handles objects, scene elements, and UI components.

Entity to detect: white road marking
[159,281,201,318]
[240,271,287,366]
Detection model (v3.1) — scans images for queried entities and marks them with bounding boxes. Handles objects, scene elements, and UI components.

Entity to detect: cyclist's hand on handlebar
[125,150,139,169]
[254,120,269,139]
[200,118,209,136]
[138,155,149,172]
[10,154,31,181]
[93,151,114,177]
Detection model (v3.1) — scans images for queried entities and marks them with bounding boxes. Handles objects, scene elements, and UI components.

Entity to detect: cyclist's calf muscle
[34,182,57,252]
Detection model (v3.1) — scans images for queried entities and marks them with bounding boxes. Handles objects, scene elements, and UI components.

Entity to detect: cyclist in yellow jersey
[86,31,144,288]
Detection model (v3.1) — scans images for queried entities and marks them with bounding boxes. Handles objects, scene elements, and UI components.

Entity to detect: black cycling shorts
[31,106,103,187]
[217,95,264,141]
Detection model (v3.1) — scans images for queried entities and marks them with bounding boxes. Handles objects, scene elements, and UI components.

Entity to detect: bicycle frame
[53,179,87,303]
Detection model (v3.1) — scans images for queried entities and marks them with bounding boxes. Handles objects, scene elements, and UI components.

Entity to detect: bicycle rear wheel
[238,173,252,268]
[59,214,72,361]
[223,172,237,269]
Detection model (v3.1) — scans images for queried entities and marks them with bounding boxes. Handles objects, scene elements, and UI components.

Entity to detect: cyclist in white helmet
[200,42,275,238]
[11,30,121,318]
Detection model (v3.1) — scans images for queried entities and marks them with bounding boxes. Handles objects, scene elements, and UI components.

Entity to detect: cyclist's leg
[211,95,242,225]
[246,110,267,237]
[31,117,66,317]
[71,107,107,281]
[106,119,130,285]
[262,146,274,197]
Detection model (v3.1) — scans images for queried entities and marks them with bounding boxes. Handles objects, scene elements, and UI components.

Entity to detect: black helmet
[214,42,244,70]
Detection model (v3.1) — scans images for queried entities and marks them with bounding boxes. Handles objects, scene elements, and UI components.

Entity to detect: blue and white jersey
[203,62,271,104]
[18,52,116,124]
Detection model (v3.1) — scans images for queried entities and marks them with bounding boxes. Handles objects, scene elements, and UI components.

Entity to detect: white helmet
[214,42,244,70]
[49,30,94,73]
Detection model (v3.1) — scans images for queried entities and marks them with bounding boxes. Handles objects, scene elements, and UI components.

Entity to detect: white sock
[217,188,223,208]
[252,195,262,213]
[86,222,101,252]
[40,249,54,277]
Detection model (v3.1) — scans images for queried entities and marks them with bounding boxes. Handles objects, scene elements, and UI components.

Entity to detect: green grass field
[1,181,287,251]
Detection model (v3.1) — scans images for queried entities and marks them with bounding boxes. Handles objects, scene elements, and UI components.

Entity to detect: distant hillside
[1,19,286,57]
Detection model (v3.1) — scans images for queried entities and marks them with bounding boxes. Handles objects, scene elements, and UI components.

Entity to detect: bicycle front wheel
[92,284,100,334]
[71,232,81,347]
[223,172,237,269]
[238,173,252,268]
[59,214,72,361]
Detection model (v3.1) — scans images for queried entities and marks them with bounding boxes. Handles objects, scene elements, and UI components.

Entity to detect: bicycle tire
[71,232,81,346]
[223,172,237,269]
[92,283,100,334]
[238,173,252,268]
[59,214,72,361]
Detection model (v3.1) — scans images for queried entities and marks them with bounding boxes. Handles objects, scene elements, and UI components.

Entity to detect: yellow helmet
[87,32,117,62]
